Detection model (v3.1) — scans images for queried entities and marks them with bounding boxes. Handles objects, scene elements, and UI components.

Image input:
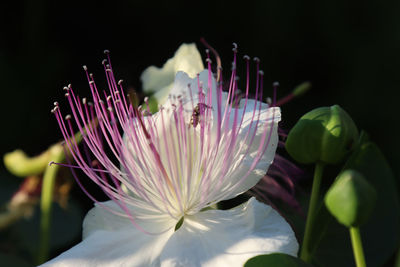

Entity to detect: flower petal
[159,197,298,267]
[82,201,177,238]
[141,43,204,105]
[41,201,176,267]
[218,105,281,200]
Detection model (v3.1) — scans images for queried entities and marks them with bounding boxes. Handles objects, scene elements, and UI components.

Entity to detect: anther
[273,81,280,87]
[243,55,250,60]
[107,107,113,112]
[253,57,260,62]
[102,59,107,65]
[68,84,72,89]
[82,98,87,104]
[89,81,94,85]
[65,93,70,97]
[83,65,88,71]
[118,79,123,85]
[104,49,110,54]
[54,101,59,106]
[65,114,72,120]
[144,96,149,102]
[63,86,69,91]
[89,73,93,78]
[266,97,272,105]
[107,95,112,101]
[205,49,210,54]
[259,70,264,75]
[232,42,238,52]
[206,58,212,63]
[99,100,104,104]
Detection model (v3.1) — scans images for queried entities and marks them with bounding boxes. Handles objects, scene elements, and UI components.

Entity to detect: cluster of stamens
[51,44,278,233]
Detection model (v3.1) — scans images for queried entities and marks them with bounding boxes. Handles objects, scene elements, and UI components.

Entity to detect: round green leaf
[245,253,313,267]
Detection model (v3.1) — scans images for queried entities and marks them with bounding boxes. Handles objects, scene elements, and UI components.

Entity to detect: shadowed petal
[159,197,298,267]
[41,201,176,267]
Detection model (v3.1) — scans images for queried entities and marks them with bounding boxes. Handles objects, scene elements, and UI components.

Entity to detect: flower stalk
[37,145,65,264]
[350,227,366,267]
[300,161,324,262]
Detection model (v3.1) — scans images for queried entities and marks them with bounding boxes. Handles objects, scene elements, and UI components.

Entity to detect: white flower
[45,45,298,267]
[141,43,204,105]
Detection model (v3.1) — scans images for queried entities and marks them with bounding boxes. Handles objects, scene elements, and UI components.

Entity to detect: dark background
[0,0,399,265]
[1,1,399,178]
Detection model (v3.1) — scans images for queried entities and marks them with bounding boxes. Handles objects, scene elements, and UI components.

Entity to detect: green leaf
[312,134,400,266]
[245,253,313,267]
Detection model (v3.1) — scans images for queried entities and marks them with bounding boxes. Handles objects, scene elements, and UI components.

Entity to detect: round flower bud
[285,105,358,164]
[324,169,377,227]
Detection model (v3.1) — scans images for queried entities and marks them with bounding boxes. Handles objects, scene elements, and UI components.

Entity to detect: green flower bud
[285,105,359,164]
[324,169,377,227]
[3,144,64,177]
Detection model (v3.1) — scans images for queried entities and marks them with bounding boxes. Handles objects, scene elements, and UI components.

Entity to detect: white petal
[219,105,281,200]
[165,70,227,118]
[41,201,176,267]
[82,201,176,238]
[160,197,298,267]
[141,43,204,105]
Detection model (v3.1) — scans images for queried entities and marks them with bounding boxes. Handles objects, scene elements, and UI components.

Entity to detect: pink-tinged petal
[214,105,281,201]
[159,197,298,267]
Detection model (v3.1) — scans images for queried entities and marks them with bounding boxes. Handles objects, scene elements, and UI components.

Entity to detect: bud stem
[300,161,325,262]
[37,146,65,265]
[350,227,366,267]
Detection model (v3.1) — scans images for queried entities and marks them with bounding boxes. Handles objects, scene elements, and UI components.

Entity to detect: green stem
[300,162,324,262]
[350,227,367,267]
[37,147,64,265]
